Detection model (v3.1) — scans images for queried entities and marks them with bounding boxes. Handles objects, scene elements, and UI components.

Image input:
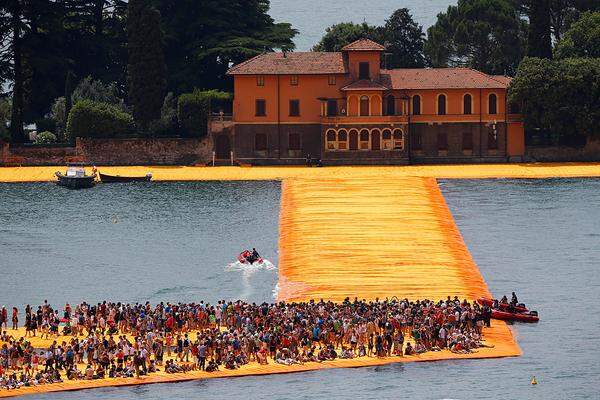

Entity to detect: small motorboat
[477,297,529,313]
[238,250,263,265]
[491,309,539,323]
[99,172,152,183]
[55,163,96,189]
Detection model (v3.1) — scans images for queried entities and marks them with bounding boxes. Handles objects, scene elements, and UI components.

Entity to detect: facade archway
[371,129,381,151]
[349,129,359,150]
[463,93,473,115]
[360,96,370,116]
[412,95,421,115]
[437,93,447,115]
[488,93,498,114]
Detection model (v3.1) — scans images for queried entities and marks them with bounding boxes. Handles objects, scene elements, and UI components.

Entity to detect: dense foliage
[177,90,230,138]
[312,22,382,52]
[509,57,600,142]
[554,11,600,58]
[66,100,134,139]
[0,97,11,141]
[312,9,426,68]
[425,0,526,75]
[0,0,295,142]
[33,131,57,144]
[526,0,553,58]
[127,0,166,129]
[151,0,297,94]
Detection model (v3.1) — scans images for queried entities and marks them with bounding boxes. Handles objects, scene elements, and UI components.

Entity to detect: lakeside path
[3,163,599,397]
[0,162,600,182]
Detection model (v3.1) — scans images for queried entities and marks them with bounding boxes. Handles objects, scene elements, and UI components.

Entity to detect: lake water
[1,178,599,399]
[269,0,454,50]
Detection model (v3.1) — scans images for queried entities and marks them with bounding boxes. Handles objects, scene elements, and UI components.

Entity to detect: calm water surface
[270,0,454,50]
[1,178,599,399]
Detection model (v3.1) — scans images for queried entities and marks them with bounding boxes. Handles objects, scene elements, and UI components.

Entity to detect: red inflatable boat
[238,250,263,265]
[491,309,539,323]
[477,297,529,313]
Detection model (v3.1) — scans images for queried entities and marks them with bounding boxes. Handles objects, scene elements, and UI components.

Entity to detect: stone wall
[0,137,212,166]
[0,142,80,166]
[77,137,212,165]
[525,140,600,162]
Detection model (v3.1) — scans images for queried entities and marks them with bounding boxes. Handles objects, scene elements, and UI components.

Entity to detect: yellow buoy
[531,376,537,385]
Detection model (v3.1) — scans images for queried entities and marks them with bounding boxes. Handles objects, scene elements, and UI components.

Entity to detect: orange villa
[213,38,525,165]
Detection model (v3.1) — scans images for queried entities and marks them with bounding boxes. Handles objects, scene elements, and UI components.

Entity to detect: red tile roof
[381,68,510,89]
[227,52,346,75]
[341,38,386,52]
[491,75,513,86]
[340,79,389,91]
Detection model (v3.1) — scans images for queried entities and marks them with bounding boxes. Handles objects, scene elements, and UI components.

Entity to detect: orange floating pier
[0,167,547,397]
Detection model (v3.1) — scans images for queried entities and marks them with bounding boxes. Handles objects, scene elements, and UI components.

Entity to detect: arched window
[360,96,370,116]
[463,94,472,115]
[382,129,393,150]
[326,130,337,150]
[349,129,359,150]
[386,95,395,116]
[359,129,370,150]
[393,129,404,150]
[488,93,497,114]
[437,94,446,115]
[412,95,421,115]
[337,130,348,150]
[371,129,381,150]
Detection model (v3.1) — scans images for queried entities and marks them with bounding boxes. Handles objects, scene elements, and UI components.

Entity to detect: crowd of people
[1,296,494,390]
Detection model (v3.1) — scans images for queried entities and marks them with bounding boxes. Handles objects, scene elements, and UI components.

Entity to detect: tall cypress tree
[527,0,553,58]
[127,0,166,129]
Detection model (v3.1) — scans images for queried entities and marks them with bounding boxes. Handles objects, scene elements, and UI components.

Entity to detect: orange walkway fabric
[278,176,519,359]
[1,162,600,182]
[0,172,528,398]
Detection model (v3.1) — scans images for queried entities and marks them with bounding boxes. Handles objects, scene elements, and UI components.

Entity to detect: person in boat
[510,292,518,306]
[251,248,260,262]
[500,295,508,304]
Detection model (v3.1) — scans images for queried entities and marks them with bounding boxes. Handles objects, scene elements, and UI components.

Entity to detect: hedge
[177,89,230,137]
[66,100,134,139]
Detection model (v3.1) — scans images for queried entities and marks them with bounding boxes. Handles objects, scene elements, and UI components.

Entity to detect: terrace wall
[0,137,212,166]
[525,140,600,162]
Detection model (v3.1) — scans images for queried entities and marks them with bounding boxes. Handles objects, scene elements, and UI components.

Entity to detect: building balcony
[321,114,409,125]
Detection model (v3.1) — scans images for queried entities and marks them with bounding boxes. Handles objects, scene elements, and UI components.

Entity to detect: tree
[425,0,526,75]
[0,96,11,141]
[550,0,600,41]
[0,0,26,142]
[177,89,230,138]
[554,11,600,58]
[127,0,166,128]
[66,99,134,139]
[72,75,126,110]
[527,0,552,58]
[510,57,600,142]
[312,22,382,52]
[1,1,128,127]
[151,0,297,94]
[382,9,426,68]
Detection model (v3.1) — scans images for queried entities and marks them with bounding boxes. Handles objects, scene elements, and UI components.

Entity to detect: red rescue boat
[477,297,529,313]
[238,250,263,265]
[491,309,539,323]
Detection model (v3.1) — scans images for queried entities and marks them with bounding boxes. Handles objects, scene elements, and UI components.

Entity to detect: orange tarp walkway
[278,176,519,354]
[0,162,600,182]
[1,166,570,397]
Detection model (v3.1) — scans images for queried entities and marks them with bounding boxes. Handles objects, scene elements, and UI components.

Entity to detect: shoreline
[0,163,599,183]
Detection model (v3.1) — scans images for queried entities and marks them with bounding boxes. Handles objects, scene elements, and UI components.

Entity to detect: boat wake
[225,259,276,274]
